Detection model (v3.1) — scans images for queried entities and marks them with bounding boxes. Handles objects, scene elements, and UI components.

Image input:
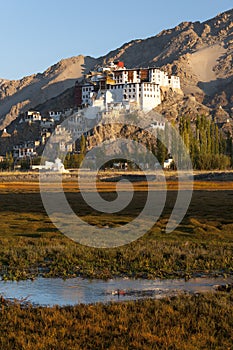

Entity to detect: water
[0,277,231,306]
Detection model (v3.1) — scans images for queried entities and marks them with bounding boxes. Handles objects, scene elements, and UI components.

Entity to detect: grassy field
[1,291,233,349]
[0,182,233,280]
[1,180,233,349]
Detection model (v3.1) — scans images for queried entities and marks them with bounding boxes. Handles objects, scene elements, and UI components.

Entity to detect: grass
[0,291,233,349]
[0,181,233,349]
[0,186,233,280]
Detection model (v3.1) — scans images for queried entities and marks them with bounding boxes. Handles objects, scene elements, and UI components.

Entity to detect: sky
[0,0,232,80]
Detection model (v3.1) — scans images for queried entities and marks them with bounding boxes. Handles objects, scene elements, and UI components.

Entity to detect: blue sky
[1,0,232,80]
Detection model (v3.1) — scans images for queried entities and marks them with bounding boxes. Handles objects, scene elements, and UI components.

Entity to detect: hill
[0,9,232,130]
[0,56,98,130]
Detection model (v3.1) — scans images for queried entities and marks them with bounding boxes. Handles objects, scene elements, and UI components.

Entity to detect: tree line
[155,116,232,170]
[0,117,232,171]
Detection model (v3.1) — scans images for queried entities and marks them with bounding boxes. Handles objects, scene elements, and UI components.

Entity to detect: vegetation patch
[0,189,232,281]
[0,291,233,349]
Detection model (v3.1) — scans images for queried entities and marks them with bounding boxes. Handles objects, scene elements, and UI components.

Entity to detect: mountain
[0,9,232,130]
[102,9,233,116]
[0,56,98,130]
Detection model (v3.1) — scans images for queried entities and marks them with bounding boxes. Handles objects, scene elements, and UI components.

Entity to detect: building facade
[24,111,41,122]
[75,62,181,112]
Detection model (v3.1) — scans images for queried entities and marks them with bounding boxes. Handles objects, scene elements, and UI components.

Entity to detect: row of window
[143,94,160,98]
[110,83,160,91]
[109,85,123,90]
[123,93,160,99]
[125,88,136,93]
[82,87,93,92]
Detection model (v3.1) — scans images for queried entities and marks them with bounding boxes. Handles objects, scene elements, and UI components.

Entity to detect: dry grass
[0,187,232,280]
[0,181,233,349]
[1,179,233,193]
[1,291,233,349]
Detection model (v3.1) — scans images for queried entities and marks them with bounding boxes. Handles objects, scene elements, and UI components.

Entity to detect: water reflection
[0,277,232,306]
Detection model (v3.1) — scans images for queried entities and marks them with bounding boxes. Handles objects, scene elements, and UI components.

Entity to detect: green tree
[156,130,167,166]
[80,135,86,155]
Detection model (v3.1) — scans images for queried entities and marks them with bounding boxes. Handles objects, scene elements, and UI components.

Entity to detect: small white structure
[150,121,165,130]
[45,158,67,172]
[49,111,62,122]
[24,111,41,122]
[163,158,173,169]
[32,158,68,172]
[52,125,73,152]
[13,144,37,159]
[41,118,55,129]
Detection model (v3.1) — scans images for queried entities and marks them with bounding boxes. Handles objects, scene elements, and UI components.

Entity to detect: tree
[80,135,86,155]
[156,130,167,166]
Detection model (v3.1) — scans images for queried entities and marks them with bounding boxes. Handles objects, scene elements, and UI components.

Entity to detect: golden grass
[1,291,233,349]
[0,188,233,280]
[1,180,233,194]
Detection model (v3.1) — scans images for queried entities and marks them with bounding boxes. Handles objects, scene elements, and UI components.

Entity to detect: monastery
[75,61,180,112]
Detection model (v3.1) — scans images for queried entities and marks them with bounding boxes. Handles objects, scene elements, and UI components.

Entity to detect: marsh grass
[0,291,233,349]
[0,189,233,280]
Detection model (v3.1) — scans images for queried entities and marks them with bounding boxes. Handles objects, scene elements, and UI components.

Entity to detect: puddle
[0,277,232,306]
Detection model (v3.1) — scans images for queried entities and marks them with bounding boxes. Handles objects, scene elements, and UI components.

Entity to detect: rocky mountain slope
[0,9,232,131]
[102,9,233,118]
[0,56,98,130]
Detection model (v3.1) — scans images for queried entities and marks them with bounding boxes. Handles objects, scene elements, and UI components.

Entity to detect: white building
[75,62,181,112]
[24,111,41,122]
[41,118,55,129]
[49,111,62,122]
[82,84,95,105]
[32,158,67,173]
[163,158,173,169]
[13,143,37,159]
[52,125,73,152]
